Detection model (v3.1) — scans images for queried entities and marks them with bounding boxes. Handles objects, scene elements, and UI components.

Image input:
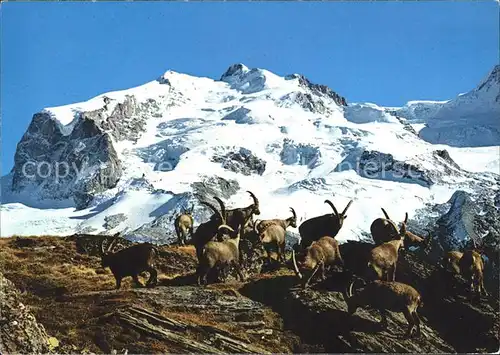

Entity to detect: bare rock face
[285,73,348,107]
[280,138,321,168]
[0,273,50,354]
[9,95,166,209]
[11,113,122,209]
[212,147,266,176]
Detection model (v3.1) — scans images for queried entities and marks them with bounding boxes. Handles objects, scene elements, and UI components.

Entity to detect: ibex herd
[93,192,491,338]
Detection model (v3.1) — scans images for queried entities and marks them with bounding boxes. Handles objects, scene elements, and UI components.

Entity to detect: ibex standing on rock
[191,200,226,260]
[196,222,245,285]
[298,199,353,249]
[174,203,194,246]
[100,236,158,289]
[292,236,344,288]
[343,280,423,338]
[367,222,406,281]
[254,207,298,264]
[443,245,488,297]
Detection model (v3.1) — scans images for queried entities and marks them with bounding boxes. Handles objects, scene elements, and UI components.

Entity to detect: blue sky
[1,2,498,172]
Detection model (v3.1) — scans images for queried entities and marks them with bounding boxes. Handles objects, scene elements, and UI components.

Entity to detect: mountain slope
[393,65,500,147]
[1,64,498,251]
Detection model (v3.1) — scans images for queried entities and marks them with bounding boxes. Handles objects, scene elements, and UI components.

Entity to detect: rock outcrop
[0,273,51,354]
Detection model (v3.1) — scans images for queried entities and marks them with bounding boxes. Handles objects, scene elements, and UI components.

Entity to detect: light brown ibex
[443,245,488,297]
[343,279,423,338]
[254,207,297,264]
[174,203,194,246]
[292,236,344,288]
[367,221,406,281]
[196,221,245,285]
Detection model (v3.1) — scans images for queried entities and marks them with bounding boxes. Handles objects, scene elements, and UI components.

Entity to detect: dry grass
[0,236,297,354]
[0,236,200,353]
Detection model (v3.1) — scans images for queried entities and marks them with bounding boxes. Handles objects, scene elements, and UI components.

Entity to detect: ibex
[174,203,194,246]
[371,209,431,249]
[100,236,158,289]
[292,236,344,288]
[343,279,423,338]
[298,199,353,249]
[196,221,245,285]
[254,208,297,264]
[214,191,260,232]
[191,200,225,260]
[367,222,406,281]
[443,247,488,297]
[254,207,298,233]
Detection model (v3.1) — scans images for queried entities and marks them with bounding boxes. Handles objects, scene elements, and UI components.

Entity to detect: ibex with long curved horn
[371,209,431,250]
[298,199,353,249]
[100,234,158,289]
[191,200,225,260]
[196,213,245,285]
[214,191,260,232]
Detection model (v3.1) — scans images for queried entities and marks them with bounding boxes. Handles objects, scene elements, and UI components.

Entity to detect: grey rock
[135,138,190,172]
[285,73,347,106]
[103,213,127,230]
[280,138,321,168]
[0,273,50,354]
[212,147,266,176]
[280,91,330,115]
[12,114,122,209]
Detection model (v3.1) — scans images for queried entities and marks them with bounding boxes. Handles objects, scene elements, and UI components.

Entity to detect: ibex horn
[290,207,297,220]
[213,196,227,222]
[324,200,339,218]
[247,191,259,206]
[292,249,303,279]
[341,200,353,216]
[381,208,391,220]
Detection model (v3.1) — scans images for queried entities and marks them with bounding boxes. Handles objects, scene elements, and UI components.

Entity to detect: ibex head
[325,199,353,226]
[100,233,121,267]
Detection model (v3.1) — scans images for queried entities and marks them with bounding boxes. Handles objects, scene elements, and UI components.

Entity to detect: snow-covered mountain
[2,63,499,250]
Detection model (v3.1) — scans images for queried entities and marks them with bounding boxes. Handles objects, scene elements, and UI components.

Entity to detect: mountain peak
[220,63,250,81]
[476,64,500,93]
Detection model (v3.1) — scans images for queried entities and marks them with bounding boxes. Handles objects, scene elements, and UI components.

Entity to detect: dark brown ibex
[191,200,225,260]
[292,236,344,288]
[174,203,194,246]
[343,279,423,338]
[100,236,158,289]
[298,199,353,249]
[214,191,260,232]
[371,209,431,250]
